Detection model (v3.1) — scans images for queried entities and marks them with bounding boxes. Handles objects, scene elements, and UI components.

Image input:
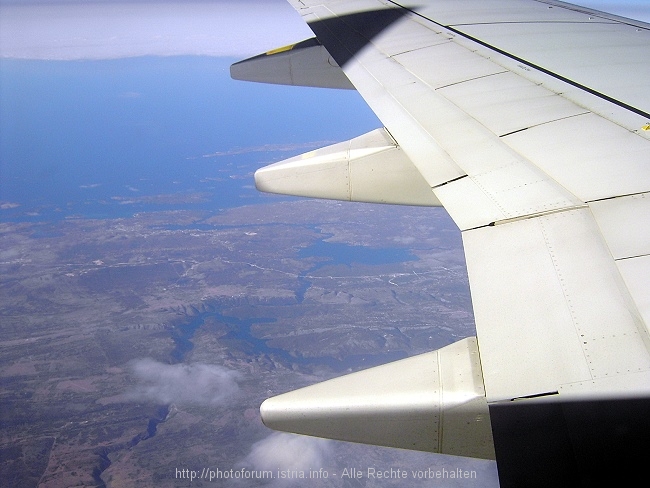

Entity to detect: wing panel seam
[492,204,588,226]
[616,253,650,262]
[449,21,617,26]
[587,191,650,203]
[499,111,590,137]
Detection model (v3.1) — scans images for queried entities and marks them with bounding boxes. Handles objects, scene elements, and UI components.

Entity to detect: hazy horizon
[1,0,648,60]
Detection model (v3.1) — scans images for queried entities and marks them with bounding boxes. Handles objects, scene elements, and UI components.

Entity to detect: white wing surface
[232,1,650,485]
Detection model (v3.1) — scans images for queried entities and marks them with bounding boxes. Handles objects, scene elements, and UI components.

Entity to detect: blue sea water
[299,238,417,267]
[0,56,380,221]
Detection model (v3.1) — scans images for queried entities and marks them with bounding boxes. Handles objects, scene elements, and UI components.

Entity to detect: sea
[0,56,380,222]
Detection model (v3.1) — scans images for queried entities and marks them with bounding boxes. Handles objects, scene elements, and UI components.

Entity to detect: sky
[0,0,648,60]
[0,0,312,60]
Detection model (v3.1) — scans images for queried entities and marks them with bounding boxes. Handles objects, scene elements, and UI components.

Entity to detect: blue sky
[0,1,648,60]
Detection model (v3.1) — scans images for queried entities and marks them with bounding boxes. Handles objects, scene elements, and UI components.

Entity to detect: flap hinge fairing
[261,337,495,459]
[254,128,442,207]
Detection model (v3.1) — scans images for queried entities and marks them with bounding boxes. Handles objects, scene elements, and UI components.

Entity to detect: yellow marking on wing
[642,124,650,131]
[266,44,296,55]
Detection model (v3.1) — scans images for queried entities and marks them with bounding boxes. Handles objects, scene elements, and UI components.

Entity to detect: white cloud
[0,201,21,209]
[0,1,313,60]
[125,358,240,406]
[241,432,332,480]
[199,141,336,159]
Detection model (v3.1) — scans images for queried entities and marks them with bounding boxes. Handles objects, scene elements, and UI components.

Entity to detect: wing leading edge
[233,1,650,485]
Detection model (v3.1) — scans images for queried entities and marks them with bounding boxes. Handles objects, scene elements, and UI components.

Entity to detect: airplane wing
[231,1,650,485]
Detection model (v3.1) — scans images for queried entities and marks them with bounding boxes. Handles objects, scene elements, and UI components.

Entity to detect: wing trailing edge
[261,337,495,459]
[254,128,442,206]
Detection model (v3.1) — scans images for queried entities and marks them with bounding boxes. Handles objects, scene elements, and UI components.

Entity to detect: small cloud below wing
[124,359,240,406]
[243,432,332,474]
